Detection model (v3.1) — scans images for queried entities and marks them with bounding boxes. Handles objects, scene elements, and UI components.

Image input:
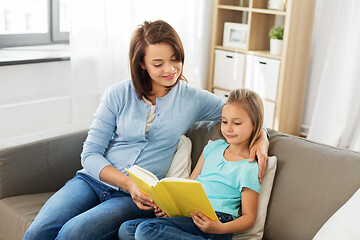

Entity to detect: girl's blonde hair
[220,88,264,149]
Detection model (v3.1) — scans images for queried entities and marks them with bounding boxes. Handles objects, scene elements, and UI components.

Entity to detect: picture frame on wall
[223,22,249,50]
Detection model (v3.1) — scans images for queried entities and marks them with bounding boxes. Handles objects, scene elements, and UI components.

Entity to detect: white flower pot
[270,39,283,55]
[268,0,286,11]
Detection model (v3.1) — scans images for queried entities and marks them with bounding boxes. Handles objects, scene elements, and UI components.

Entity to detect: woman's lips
[162,72,176,80]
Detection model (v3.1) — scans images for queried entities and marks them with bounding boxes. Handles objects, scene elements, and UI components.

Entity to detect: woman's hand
[191,211,224,234]
[99,165,154,209]
[127,180,155,210]
[154,206,168,218]
[248,129,269,183]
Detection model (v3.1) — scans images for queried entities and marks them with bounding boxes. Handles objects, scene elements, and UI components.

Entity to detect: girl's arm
[191,187,259,234]
[189,152,205,180]
[248,129,269,183]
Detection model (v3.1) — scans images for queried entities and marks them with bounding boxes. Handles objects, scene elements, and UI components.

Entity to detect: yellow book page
[157,180,218,221]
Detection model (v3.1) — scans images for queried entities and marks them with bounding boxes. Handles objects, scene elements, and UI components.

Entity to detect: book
[126,165,218,221]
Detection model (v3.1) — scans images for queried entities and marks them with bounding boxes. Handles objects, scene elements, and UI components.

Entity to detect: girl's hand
[191,211,223,234]
[154,206,168,218]
[127,180,154,210]
[248,129,269,183]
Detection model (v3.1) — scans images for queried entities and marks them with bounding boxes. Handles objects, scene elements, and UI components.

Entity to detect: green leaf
[269,26,284,40]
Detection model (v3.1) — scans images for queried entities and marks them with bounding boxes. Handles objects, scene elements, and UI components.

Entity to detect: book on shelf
[126,165,218,221]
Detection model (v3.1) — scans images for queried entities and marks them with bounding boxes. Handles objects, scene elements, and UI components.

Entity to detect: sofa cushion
[313,188,360,240]
[165,135,192,178]
[233,156,277,240]
[0,125,87,199]
[264,129,360,240]
[0,192,54,240]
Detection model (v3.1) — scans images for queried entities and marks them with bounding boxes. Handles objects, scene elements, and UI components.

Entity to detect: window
[0,0,71,48]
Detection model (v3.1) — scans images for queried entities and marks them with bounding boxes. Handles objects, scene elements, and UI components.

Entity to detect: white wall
[0,61,95,139]
[1,58,317,139]
[0,62,71,105]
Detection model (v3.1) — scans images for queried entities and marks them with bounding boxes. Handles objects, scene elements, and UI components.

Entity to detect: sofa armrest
[0,124,88,199]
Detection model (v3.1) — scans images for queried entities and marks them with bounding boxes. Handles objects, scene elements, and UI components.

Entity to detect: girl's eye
[171,58,177,62]
[222,120,228,124]
[154,64,162,67]
[234,122,241,125]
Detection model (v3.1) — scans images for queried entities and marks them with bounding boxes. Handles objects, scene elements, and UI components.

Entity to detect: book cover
[126,165,218,221]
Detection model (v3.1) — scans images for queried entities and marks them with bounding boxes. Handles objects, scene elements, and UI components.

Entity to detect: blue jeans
[118,212,233,240]
[24,173,155,240]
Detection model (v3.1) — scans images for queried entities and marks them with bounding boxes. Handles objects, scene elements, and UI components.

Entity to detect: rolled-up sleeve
[80,86,120,180]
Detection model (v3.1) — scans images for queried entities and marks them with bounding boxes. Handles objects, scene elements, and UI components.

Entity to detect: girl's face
[221,103,254,146]
[141,42,182,94]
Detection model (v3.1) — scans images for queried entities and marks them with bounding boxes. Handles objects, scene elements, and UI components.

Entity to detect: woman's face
[141,42,182,94]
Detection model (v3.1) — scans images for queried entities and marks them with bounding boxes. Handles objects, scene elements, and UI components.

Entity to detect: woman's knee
[24,226,37,240]
[56,218,94,240]
[24,224,51,240]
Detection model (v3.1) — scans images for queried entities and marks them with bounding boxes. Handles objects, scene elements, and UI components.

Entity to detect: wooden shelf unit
[208,0,316,135]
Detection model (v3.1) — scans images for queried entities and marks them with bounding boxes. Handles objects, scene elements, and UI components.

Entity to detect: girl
[25,20,268,240]
[119,88,264,240]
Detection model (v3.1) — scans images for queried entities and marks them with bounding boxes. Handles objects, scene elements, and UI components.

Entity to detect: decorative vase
[267,0,286,11]
[270,39,283,55]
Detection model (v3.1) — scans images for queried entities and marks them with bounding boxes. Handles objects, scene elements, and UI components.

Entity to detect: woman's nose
[164,63,174,73]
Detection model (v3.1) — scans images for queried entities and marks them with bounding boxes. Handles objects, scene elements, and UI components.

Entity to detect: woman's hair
[129,20,186,99]
[220,88,264,149]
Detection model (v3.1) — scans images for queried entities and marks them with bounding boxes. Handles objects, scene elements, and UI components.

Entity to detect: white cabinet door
[213,89,230,102]
[245,55,280,100]
[263,100,276,128]
[213,50,245,90]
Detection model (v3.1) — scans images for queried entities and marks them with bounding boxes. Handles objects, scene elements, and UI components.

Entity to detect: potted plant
[269,26,284,55]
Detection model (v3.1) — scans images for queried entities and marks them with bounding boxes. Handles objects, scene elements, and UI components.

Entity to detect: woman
[24,20,269,240]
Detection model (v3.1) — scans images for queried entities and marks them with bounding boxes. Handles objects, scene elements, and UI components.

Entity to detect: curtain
[70,0,214,124]
[307,0,360,151]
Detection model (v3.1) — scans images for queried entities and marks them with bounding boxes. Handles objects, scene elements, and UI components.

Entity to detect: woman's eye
[154,64,162,67]
[234,122,241,125]
[222,121,228,124]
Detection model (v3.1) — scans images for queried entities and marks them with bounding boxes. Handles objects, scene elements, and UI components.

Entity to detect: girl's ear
[140,62,145,70]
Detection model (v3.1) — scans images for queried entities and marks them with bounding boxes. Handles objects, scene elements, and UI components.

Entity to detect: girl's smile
[225,134,237,138]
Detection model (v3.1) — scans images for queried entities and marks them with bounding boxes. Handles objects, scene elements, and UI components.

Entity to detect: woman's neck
[145,95,157,105]
[147,87,169,105]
